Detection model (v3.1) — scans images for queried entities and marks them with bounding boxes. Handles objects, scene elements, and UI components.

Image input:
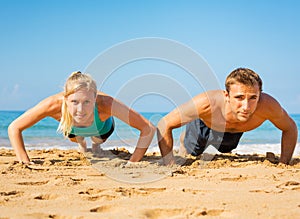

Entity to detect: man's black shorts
[184,119,243,156]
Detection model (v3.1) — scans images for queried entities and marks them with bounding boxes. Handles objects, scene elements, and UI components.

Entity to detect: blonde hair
[57,71,97,137]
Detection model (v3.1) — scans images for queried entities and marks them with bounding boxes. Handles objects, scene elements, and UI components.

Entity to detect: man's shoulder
[256,93,283,116]
[192,90,224,113]
[205,90,225,103]
[198,90,224,99]
[258,93,279,105]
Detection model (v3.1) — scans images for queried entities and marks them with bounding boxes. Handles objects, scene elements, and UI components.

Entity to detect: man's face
[225,82,260,122]
[66,88,96,126]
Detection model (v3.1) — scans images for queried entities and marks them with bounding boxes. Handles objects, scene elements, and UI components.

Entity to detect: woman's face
[66,88,96,126]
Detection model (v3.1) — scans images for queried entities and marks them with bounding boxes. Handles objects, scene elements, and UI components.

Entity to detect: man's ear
[224,90,230,102]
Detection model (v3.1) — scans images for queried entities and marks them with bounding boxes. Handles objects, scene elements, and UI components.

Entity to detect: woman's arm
[102,96,156,162]
[8,94,62,163]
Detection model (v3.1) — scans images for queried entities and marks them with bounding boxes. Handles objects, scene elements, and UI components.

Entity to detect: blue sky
[1,0,300,113]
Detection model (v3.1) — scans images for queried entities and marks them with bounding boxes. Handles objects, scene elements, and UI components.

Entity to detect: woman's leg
[75,136,87,153]
[90,136,106,153]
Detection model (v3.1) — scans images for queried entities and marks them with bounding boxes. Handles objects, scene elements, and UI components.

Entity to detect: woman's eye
[71,100,78,104]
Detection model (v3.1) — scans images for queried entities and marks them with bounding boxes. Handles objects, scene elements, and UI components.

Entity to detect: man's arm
[279,115,298,164]
[157,109,183,165]
[157,92,213,165]
[262,94,298,164]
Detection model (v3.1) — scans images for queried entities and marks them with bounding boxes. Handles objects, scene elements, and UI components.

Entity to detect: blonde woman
[8,71,156,164]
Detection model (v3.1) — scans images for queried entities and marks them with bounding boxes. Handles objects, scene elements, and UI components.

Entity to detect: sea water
[0,111,299,156]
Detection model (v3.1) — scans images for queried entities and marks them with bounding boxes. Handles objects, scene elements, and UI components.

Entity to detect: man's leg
[184,119,209,156]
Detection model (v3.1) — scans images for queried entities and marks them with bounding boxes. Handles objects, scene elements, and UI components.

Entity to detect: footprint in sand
[137,187,167,194]
[0,190,24,197]
[277,181,300,191]
[143,208,224,218]
[143,208,183,218]
[17,180,49,186]
[115,187,166,197]
[0,190,24,204]
[70,177,86,183]
[249,189,284,194]
[194,209,225,217]
[86,194,116,201]
[221,175,252,182]
[79,188,116,201]
[34,194,58,200]
[79,188,105,195]
[79,187,166,201]
[248,181,300,194]
[181,188,211,195]
[79,187,167,201]
[25,213,66,219]
[54,177,86,186]
[90,205,112,213]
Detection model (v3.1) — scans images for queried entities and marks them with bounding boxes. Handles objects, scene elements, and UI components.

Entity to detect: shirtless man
[157,68,298,165]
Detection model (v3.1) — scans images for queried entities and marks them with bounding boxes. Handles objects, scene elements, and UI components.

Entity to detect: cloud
[11,84,19,96]
[0,84,22,109]
[1,84,20,97]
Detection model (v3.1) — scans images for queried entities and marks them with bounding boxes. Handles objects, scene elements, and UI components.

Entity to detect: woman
[8,71,156,164]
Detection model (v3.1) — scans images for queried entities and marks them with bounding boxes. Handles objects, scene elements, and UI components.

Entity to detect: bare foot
[92,143,103,154]
[91,136,105,154]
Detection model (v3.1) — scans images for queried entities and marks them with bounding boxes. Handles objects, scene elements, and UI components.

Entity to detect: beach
[0,148,299,219]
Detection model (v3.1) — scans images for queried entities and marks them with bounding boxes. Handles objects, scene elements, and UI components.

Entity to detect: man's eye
[84,100,90,104]
[71,100,78,104]
[235,96,244,100]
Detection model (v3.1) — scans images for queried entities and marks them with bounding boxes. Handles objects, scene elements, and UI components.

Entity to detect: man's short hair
[225,68,263,93]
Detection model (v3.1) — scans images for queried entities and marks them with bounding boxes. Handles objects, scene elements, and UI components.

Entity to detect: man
[157,68,298,165]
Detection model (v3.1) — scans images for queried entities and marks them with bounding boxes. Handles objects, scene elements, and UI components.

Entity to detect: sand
[0,148,299,219]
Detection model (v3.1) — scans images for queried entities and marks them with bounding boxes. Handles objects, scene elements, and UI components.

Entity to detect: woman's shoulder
[42,92,63,105]
[35,93,63,114]
[15,93,63,123]
[96,92,114,105]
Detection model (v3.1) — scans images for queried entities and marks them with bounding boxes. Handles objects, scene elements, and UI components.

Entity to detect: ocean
[1,111,299,156]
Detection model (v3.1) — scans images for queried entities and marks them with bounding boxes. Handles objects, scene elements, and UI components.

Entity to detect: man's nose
[242,100,250,110]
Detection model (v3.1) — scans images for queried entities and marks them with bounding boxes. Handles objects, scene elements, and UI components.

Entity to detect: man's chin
[237,115,250,122]
[237,114,250,122]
